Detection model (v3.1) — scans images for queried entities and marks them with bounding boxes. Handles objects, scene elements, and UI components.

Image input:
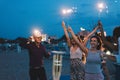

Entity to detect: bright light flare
[98,3,104,9]
[106,50,111,55]
[97,2,105,12]
[32,29,42,37]
[62,8,73,15]
[80,27,85,31]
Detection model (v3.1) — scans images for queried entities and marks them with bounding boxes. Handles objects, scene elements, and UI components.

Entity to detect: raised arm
[62,21,71,47]
[98,21,116,51]
[84,26,99,46]
[68,27,88,56]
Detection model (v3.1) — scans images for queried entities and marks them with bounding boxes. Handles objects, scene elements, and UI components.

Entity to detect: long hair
[90,35,102,50]
[76,34,83,43]
[70,34,83,46]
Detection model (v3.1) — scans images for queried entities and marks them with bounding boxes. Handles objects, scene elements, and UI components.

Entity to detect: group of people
[21,20,120,80]
[61,20,120,80]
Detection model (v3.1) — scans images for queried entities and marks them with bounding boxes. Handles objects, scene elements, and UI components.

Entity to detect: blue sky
[0,0,120,39]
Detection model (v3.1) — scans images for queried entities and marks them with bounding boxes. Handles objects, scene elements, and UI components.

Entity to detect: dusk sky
[0,0,120,39]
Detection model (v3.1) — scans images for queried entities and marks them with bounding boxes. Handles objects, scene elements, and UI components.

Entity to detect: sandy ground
[0,50,70,80]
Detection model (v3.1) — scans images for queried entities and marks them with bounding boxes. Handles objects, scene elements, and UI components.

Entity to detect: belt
[30,65,44,69]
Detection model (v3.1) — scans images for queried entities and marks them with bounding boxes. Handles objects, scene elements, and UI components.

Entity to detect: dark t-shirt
[25,42,49,67]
